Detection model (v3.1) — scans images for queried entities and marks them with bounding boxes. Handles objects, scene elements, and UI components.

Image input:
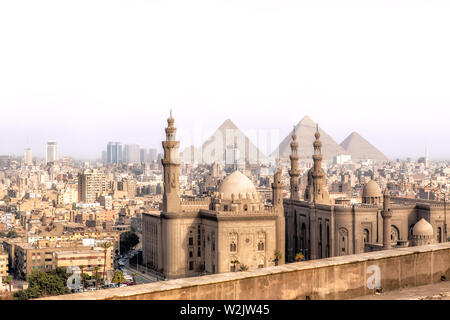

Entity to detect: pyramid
[340,132,388,162]
[272,116,346,161]
[181,119,267,165]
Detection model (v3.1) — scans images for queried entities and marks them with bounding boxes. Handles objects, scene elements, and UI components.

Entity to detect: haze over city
[1,0,449,160]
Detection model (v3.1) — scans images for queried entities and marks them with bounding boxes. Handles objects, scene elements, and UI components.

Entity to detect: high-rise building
[123,144,140,164]
[148,148,157,162]
[107,142,123,164]
[46,141,59,164]
[140,148,148,163]
[78,169,107,203]
[24,148,33,165]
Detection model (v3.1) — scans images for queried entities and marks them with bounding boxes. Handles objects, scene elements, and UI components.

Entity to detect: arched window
[326,224,330,258]
[258,260,264,268]
[391,226,399,244]
[409,225,414,240]
[363,229,370,244]
[244,204,248,212]
[258,241,265,251]
[301,223,307,256]
[318,221,323,259]
[339,228,349,255]
[294,210,298,255]
[437,227,442,243]
[230,241,237,252]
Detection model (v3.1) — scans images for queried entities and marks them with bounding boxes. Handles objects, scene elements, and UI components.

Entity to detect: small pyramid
[273,116,346,161]
[340,132,388,162]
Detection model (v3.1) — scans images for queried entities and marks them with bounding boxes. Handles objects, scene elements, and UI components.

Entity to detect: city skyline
[0,113,447,162]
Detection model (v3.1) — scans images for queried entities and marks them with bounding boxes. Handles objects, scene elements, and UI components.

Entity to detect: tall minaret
[272,159,285,265]
[382,188,392,250]
[305,125,330,204]
[425,145,430,169]
[162,110,181,213]
[289,127,300,200]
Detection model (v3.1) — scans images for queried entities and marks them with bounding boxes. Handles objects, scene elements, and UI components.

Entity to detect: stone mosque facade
[142,113,285,279]
[143,113,448,279]
[284,127,448,262]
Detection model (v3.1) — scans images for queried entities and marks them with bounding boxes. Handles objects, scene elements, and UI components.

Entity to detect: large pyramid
[340,132,388,162]
[181,119,267,165]
[273,116,346,161]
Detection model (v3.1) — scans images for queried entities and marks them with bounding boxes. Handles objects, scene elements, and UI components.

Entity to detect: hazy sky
[1,0,449,160]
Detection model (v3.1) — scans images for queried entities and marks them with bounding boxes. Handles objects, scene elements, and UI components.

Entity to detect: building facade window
[257,241,264,251]
[437,227,442,243]
[363,229,370,244]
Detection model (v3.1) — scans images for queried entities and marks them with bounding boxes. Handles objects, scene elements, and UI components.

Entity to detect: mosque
[284,126,447,262]
[142,113,285,279]
[142,113,447,279]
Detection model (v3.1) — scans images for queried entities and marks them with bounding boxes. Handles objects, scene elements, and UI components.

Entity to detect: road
[123,265,159,284]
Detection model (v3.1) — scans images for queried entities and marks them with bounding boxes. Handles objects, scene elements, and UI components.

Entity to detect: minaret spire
[382,188,392,250]
[289,125,300,200]
[162,111,180,213]
[304,123,330,204]
[272,156,285,265]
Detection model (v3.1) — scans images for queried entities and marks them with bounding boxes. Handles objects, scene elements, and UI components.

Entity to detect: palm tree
[100,241,111,283]
[238,264,249,272]
[94,266,100,290]
[112,271,125,286]
[79,265,85,289]
[4,275,13,292]
[230,260,240,272]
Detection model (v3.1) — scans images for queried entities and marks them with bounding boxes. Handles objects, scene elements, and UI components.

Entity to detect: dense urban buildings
[0,112,448,299]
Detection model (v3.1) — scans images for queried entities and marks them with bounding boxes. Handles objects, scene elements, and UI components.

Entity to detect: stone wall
[41,243,450,300]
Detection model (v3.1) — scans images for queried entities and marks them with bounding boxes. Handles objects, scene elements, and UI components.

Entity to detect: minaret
[305,125,330,204]
[162,110,181,213]
[272,159,285,265]
[312,125,323,202]
[272,159,283,207]
[382,188,392,250]
[425,145,429,169]
[289,127,300,200]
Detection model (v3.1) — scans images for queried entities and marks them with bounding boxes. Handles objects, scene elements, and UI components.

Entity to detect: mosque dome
[362,180,382,198]
[413,218,434,237]
[218,171,257,201]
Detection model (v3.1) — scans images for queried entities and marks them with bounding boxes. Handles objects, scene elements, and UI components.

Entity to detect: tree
[94,266,100,290]
[4,275,13,292]
[79,265,85,289]
[230,260,240,272]
[13,269,70,300]
[295,253,305,262]
[6,230,19,238]
[120,231,140,254]
[239,264,249,272]
[1,195,11,203]
[112,271,125,285]
[99,241,111,283]
[273,250,282,266]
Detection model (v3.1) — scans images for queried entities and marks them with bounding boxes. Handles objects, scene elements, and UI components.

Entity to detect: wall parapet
[40,243,450,300]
